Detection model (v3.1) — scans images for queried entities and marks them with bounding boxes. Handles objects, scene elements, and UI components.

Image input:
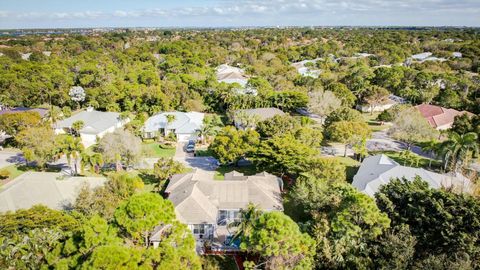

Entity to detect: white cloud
[1,0,479,27]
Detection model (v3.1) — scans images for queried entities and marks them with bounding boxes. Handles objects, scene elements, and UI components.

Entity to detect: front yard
[142,142,176,158]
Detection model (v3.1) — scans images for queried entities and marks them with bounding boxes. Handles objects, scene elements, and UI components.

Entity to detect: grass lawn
[142,142,175,158]
[372,150,442,170]
[362,112,389,132]
[1,164,28,179]
[214,164,258,180]
[330,156,361,183]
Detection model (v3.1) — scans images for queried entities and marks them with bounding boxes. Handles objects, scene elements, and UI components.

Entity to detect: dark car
[186,140,196,153]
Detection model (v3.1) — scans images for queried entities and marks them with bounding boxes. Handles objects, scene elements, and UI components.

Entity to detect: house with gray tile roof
[54,107,129,147]
[142,111,204,142]
[162,169,283,251]
[0,172,105,213]
[352,154,471,197]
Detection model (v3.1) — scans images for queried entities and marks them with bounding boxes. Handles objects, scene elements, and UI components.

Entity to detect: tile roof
[234,107,285,122]
[55,109,123,134]
[352,154,472,197]
[143,111,204,134]
[415,104,473,129]
[165,170,283,224]
[0,172,106,212]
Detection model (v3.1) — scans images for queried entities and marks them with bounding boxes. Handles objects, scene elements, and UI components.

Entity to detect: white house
[291,58,322,78]
[216,64,249,87]
[159,169,283,252]
[356,94,406,113]
[352,154,471,197]
[142,111,204,142]
[54,108,129,147]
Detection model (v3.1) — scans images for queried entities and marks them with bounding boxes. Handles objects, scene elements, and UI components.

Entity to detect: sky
[1,0,479,29]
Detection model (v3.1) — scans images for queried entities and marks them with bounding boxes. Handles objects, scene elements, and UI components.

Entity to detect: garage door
[177,133,196,142]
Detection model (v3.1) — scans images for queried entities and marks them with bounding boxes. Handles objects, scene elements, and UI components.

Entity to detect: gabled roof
[216,64,248,86]
[143,111,204,134]
[55,109,123,134]
[166,170,283,224]
[0,172,106,212]
[415,104,473,129]
[352,154,471,197]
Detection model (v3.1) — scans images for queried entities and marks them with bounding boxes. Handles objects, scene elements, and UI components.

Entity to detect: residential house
[216,64,248,87]
[216,64,257,95]
[415,104,473,130]
[160,170,283,252]
[0,172,105,212]
[233,107,285,130]
[352,154,471,197]
[143,111,204,142]
[291,58,322,78]
[356,94,406,113]
[55,107,129,147]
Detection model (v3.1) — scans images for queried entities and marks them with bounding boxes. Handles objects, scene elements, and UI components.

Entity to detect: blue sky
[1,0,479,29]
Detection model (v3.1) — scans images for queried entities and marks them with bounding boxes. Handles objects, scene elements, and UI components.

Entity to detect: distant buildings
[163,169,283,252]
[55,107,129,147]
[406,52,447,65]
[415,104,473,130]
[352,154,471,197]
[0,172,105,212]
[142,111,204,142]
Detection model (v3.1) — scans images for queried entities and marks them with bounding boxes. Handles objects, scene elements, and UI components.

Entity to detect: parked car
[186,140,196,153]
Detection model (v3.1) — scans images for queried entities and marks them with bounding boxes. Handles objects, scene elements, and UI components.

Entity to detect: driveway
[0,151,25,169]
[138,142,219,172]
[174,142,218,172]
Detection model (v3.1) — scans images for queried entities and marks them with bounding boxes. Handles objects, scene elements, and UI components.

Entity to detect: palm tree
[422,139,439,168]
[440,132,479,172]
[81,153,104,174]
[63,137,84,175]
[230,203,261,244]
[71,120,84,137]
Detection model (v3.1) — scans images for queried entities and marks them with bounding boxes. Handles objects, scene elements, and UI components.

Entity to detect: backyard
[214,164,258,180]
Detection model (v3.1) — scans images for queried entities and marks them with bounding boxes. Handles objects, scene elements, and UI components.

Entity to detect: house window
[217,210,241,225]
[193,224,206,235]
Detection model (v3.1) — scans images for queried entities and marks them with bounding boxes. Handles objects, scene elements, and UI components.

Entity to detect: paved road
[367,130,431,158]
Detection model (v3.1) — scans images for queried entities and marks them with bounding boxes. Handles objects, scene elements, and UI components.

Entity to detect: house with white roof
[160,169,283,252]
[142,111,204,142]
[291,58,322,78]
[216,64,249,87]
[352,154,471,197]
[356,94,406,113]
[0,172,105,213]
[54,107,129,147]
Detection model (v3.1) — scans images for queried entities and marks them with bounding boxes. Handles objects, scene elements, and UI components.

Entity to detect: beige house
[160,169,283,252]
